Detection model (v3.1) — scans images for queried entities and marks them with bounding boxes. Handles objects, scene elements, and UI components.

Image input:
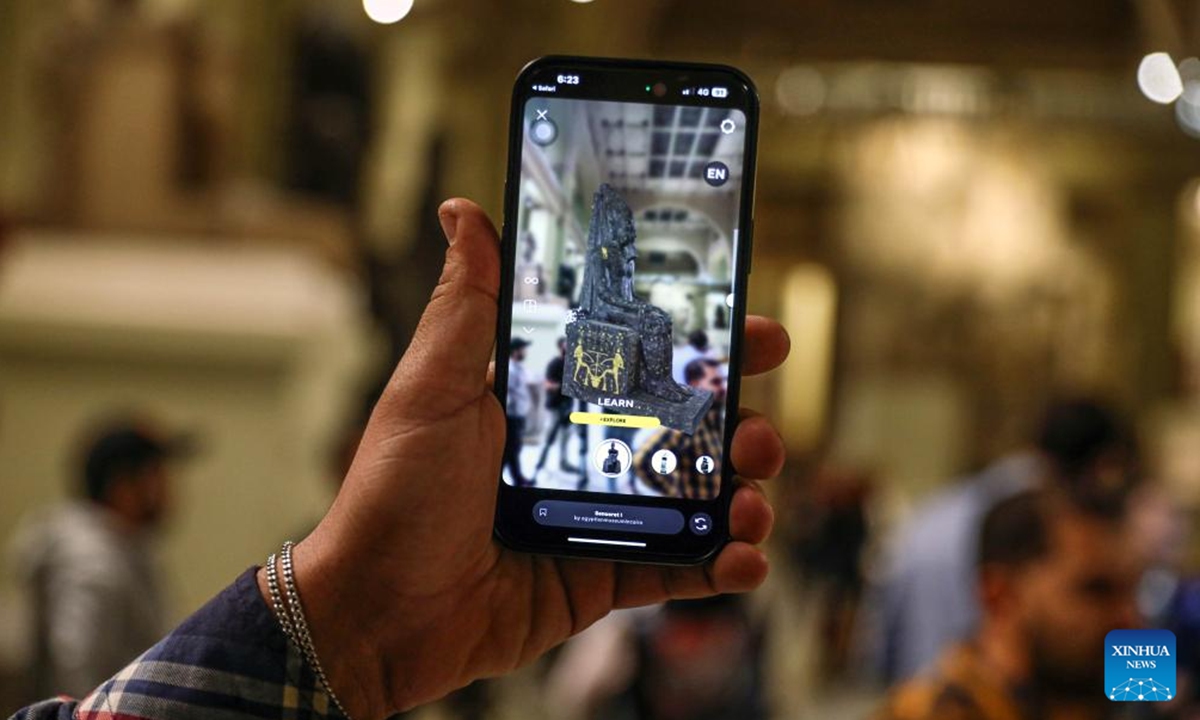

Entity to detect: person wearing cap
[505,336,533,486]
[11,420,185,700]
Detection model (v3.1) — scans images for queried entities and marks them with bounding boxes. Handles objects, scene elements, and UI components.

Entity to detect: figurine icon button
[704,162,729,187]
[695,455,715,474]
[689,513,713,535]
[651,449,677,475]
[594,439,633,478]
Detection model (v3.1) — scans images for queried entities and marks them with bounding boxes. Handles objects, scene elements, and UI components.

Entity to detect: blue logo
[1105,629,1176,702]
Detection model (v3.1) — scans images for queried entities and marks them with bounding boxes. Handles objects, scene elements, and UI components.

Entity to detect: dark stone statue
[563,184,713,435]
[602,442,622,475]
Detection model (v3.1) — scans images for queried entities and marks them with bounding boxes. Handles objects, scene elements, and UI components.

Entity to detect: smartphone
[492,56,759,565]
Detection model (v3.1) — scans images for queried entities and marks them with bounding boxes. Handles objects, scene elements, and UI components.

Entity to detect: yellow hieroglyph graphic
[572,341,626,394]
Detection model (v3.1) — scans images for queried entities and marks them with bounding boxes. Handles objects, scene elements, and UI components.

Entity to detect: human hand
[265,199,790,718]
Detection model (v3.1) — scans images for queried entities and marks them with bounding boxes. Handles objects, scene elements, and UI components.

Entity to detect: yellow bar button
[570,412,661,429]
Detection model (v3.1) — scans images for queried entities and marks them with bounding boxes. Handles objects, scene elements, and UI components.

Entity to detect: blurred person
[505,336,533,486]
[803,462,872,681]
[672,329,714,385]
[633,358,726,498]
[534,337,581,480]
[627,596,767,720]
[546,596,767,720]
[874,488,1141,720]
[1133,486,1200,717]
[872,398,1139,682]
[10,419,187,700]
[1167,578,1200,717]
[9,199,789,720]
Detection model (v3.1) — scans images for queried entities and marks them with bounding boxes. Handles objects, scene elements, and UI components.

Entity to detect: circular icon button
[530,118,558,146]
[651,449,677,475]
[719,118,736,134]
[695,455,716,474]
[690,513,713,535]
[594,439,633,478]
[703,161,729,187]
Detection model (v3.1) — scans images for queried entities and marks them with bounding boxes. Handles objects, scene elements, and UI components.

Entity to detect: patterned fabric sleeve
[8,567,347,720]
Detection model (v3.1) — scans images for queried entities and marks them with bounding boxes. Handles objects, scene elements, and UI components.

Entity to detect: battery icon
[712,87,728,98]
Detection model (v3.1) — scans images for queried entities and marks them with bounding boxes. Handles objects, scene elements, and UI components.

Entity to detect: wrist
[261,534,389,719]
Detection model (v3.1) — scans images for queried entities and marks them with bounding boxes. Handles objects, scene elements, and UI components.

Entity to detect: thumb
[385,199,501,420]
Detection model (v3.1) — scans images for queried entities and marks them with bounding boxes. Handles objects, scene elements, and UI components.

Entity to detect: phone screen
[494,58,757,562]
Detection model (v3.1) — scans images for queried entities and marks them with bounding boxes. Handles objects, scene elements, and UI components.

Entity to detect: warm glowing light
[778,265,836,451]
[363,0,414,24]
[775,66,826,116]
[1138,52,1183,104]
[570,0,595,3]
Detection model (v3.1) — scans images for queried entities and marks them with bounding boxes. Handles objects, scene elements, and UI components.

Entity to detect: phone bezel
[492,55,760,565]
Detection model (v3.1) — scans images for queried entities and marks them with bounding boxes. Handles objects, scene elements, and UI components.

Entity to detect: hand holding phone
[276,195,786,716]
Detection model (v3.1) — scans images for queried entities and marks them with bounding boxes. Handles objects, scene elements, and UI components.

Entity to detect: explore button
[533,500,685,535]
[570,412,661,429]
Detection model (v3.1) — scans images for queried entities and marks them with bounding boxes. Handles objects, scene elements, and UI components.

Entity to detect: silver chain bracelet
[264,541,355,720]
[265,552,297,644]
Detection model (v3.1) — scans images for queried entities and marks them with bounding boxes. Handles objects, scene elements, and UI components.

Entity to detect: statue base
[563,319,714,435]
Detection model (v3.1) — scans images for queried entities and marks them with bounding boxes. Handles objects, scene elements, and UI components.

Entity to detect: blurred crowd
[8,396,1199,720]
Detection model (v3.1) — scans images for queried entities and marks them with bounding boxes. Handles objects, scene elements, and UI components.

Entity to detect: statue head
[578,184,639,311]
[588,184,637,260]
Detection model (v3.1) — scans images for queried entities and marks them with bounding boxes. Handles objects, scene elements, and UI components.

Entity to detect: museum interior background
[1,0,1200,717]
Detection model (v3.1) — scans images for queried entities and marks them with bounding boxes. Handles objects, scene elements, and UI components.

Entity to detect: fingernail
[438,202,459,244]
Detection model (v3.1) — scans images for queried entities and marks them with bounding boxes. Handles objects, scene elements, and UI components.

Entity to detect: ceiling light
[362,0,414,24]
[1138,52,1183,104]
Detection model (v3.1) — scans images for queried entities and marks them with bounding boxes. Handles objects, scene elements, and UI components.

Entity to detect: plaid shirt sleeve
[8,567,348,720]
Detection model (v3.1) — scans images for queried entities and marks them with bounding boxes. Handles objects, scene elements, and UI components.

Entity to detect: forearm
[8,568,346,720]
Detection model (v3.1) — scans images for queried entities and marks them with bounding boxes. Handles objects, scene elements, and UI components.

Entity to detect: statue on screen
[602,443,623,475]
[563,184,713,435]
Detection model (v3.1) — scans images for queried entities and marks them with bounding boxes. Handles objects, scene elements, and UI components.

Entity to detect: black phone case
[492,55,760,565]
